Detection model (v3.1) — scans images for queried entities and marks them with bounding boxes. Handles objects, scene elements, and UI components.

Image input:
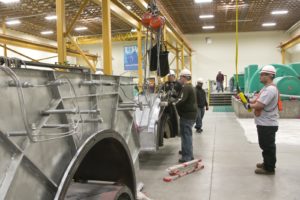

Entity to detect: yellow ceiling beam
[65,0,90,36]
[75,32,145,45]
[0,43,38,62]
[67,34,96,73]
[279,34,300,50]
[91,0,139,28]
[0,34,97,61]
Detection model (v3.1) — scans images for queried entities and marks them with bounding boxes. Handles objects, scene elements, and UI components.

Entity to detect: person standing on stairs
[245,65,279,175]
[176,68,197,163]
[194,78,209,133]
[216,70,224,92]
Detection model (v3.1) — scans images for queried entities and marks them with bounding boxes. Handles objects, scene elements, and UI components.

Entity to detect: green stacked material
[247,64,298,93]
[234,74,245,91]
[213,106,234,112]
[288,63,300,76]
[274,76,300,99]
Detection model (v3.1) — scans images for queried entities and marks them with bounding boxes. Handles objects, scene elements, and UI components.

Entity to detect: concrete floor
[138,111,300,200]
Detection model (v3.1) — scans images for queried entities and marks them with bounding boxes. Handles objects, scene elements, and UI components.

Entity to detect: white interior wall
[185,31,288,86]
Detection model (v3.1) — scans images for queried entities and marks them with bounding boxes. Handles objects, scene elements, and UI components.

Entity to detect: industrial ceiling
[0,0,299,41]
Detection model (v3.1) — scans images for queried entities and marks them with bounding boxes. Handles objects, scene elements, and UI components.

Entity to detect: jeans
[216,81,224,92]
[180,118,195,161]
[257,125,278,171]
[195,107,205,130]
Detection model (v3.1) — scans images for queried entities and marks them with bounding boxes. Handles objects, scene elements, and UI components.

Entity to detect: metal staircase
[209,92,234,106]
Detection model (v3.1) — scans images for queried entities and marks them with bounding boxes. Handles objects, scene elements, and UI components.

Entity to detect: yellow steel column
[137,23,143,91]
[281,49,286,64]
[181,44,185,69]
[56,0,67,64]
[189,52,192,72]
[102,0,113,75]
[2,17,7,57]
[176,43,179,78]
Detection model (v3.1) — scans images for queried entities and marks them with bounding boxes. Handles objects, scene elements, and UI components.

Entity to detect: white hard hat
[95,70,104,75]
[168,70,176,76]
[260,65,276,75]
[197,78,204,83]
[218,70,222,72]
[179,68,191,77]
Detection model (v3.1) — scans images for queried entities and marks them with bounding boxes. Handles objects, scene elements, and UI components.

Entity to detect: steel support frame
[2,17,7,57]
[102,0,113,75]
[56,0,67,64]
[279,34,300,64]
[137,23,143,89]
[0,34,97,61]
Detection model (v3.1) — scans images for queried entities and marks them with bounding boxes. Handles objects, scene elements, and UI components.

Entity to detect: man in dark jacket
[216,70,224,92]
[195,78,209,133]
[176,68,197,163]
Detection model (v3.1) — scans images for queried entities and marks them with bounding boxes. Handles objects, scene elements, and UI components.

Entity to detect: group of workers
[163,65,279,175]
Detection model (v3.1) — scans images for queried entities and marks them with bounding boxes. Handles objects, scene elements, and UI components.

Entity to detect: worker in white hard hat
[246,65,279,175]
[176,68,197,163]
[164,69,182,98]
[216,70,224,92]
[194,78,209,133]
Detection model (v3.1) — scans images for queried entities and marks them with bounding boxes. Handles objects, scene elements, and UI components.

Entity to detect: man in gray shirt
[246,65,279,175]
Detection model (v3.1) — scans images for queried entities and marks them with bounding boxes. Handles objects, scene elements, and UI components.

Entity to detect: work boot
[256,163,264,168]
[254,168,275,175]
[196,129,203,133]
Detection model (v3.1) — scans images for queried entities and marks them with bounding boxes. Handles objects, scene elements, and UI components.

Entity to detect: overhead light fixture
[41,31,54,35]
[6,20,21,25]
[271,10,288,15]
[202,25,215,29]
[131,28,137,32]
[0,0,20,3]
[195,0,213,3]
[262,23,276,27]
[45,15,57,20]
[126,5,132,10]
[75,27,88,31]
[199,15,214,19]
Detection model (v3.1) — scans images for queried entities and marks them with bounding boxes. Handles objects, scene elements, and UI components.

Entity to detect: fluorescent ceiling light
[202,25,215,29]
[75,27,88,31]
[45,15,57,20]
[199,15,214,19]
[6,20,21,25]
[126,5,132,10]
[195,0,212,3]
[131,28,137,32]
[262,23,276,27]
[41,31,54,35]
[271,10,288,15]
[0,0,20,3]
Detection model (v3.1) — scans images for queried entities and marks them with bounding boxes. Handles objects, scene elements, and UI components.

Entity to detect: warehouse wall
[185,31,288,86]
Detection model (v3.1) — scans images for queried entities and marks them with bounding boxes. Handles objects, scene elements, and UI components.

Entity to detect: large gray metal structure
[0,58,139,200]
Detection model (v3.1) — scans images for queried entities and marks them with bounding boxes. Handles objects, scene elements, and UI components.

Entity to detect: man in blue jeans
[195,78,209,133]
[176,68,197,163]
